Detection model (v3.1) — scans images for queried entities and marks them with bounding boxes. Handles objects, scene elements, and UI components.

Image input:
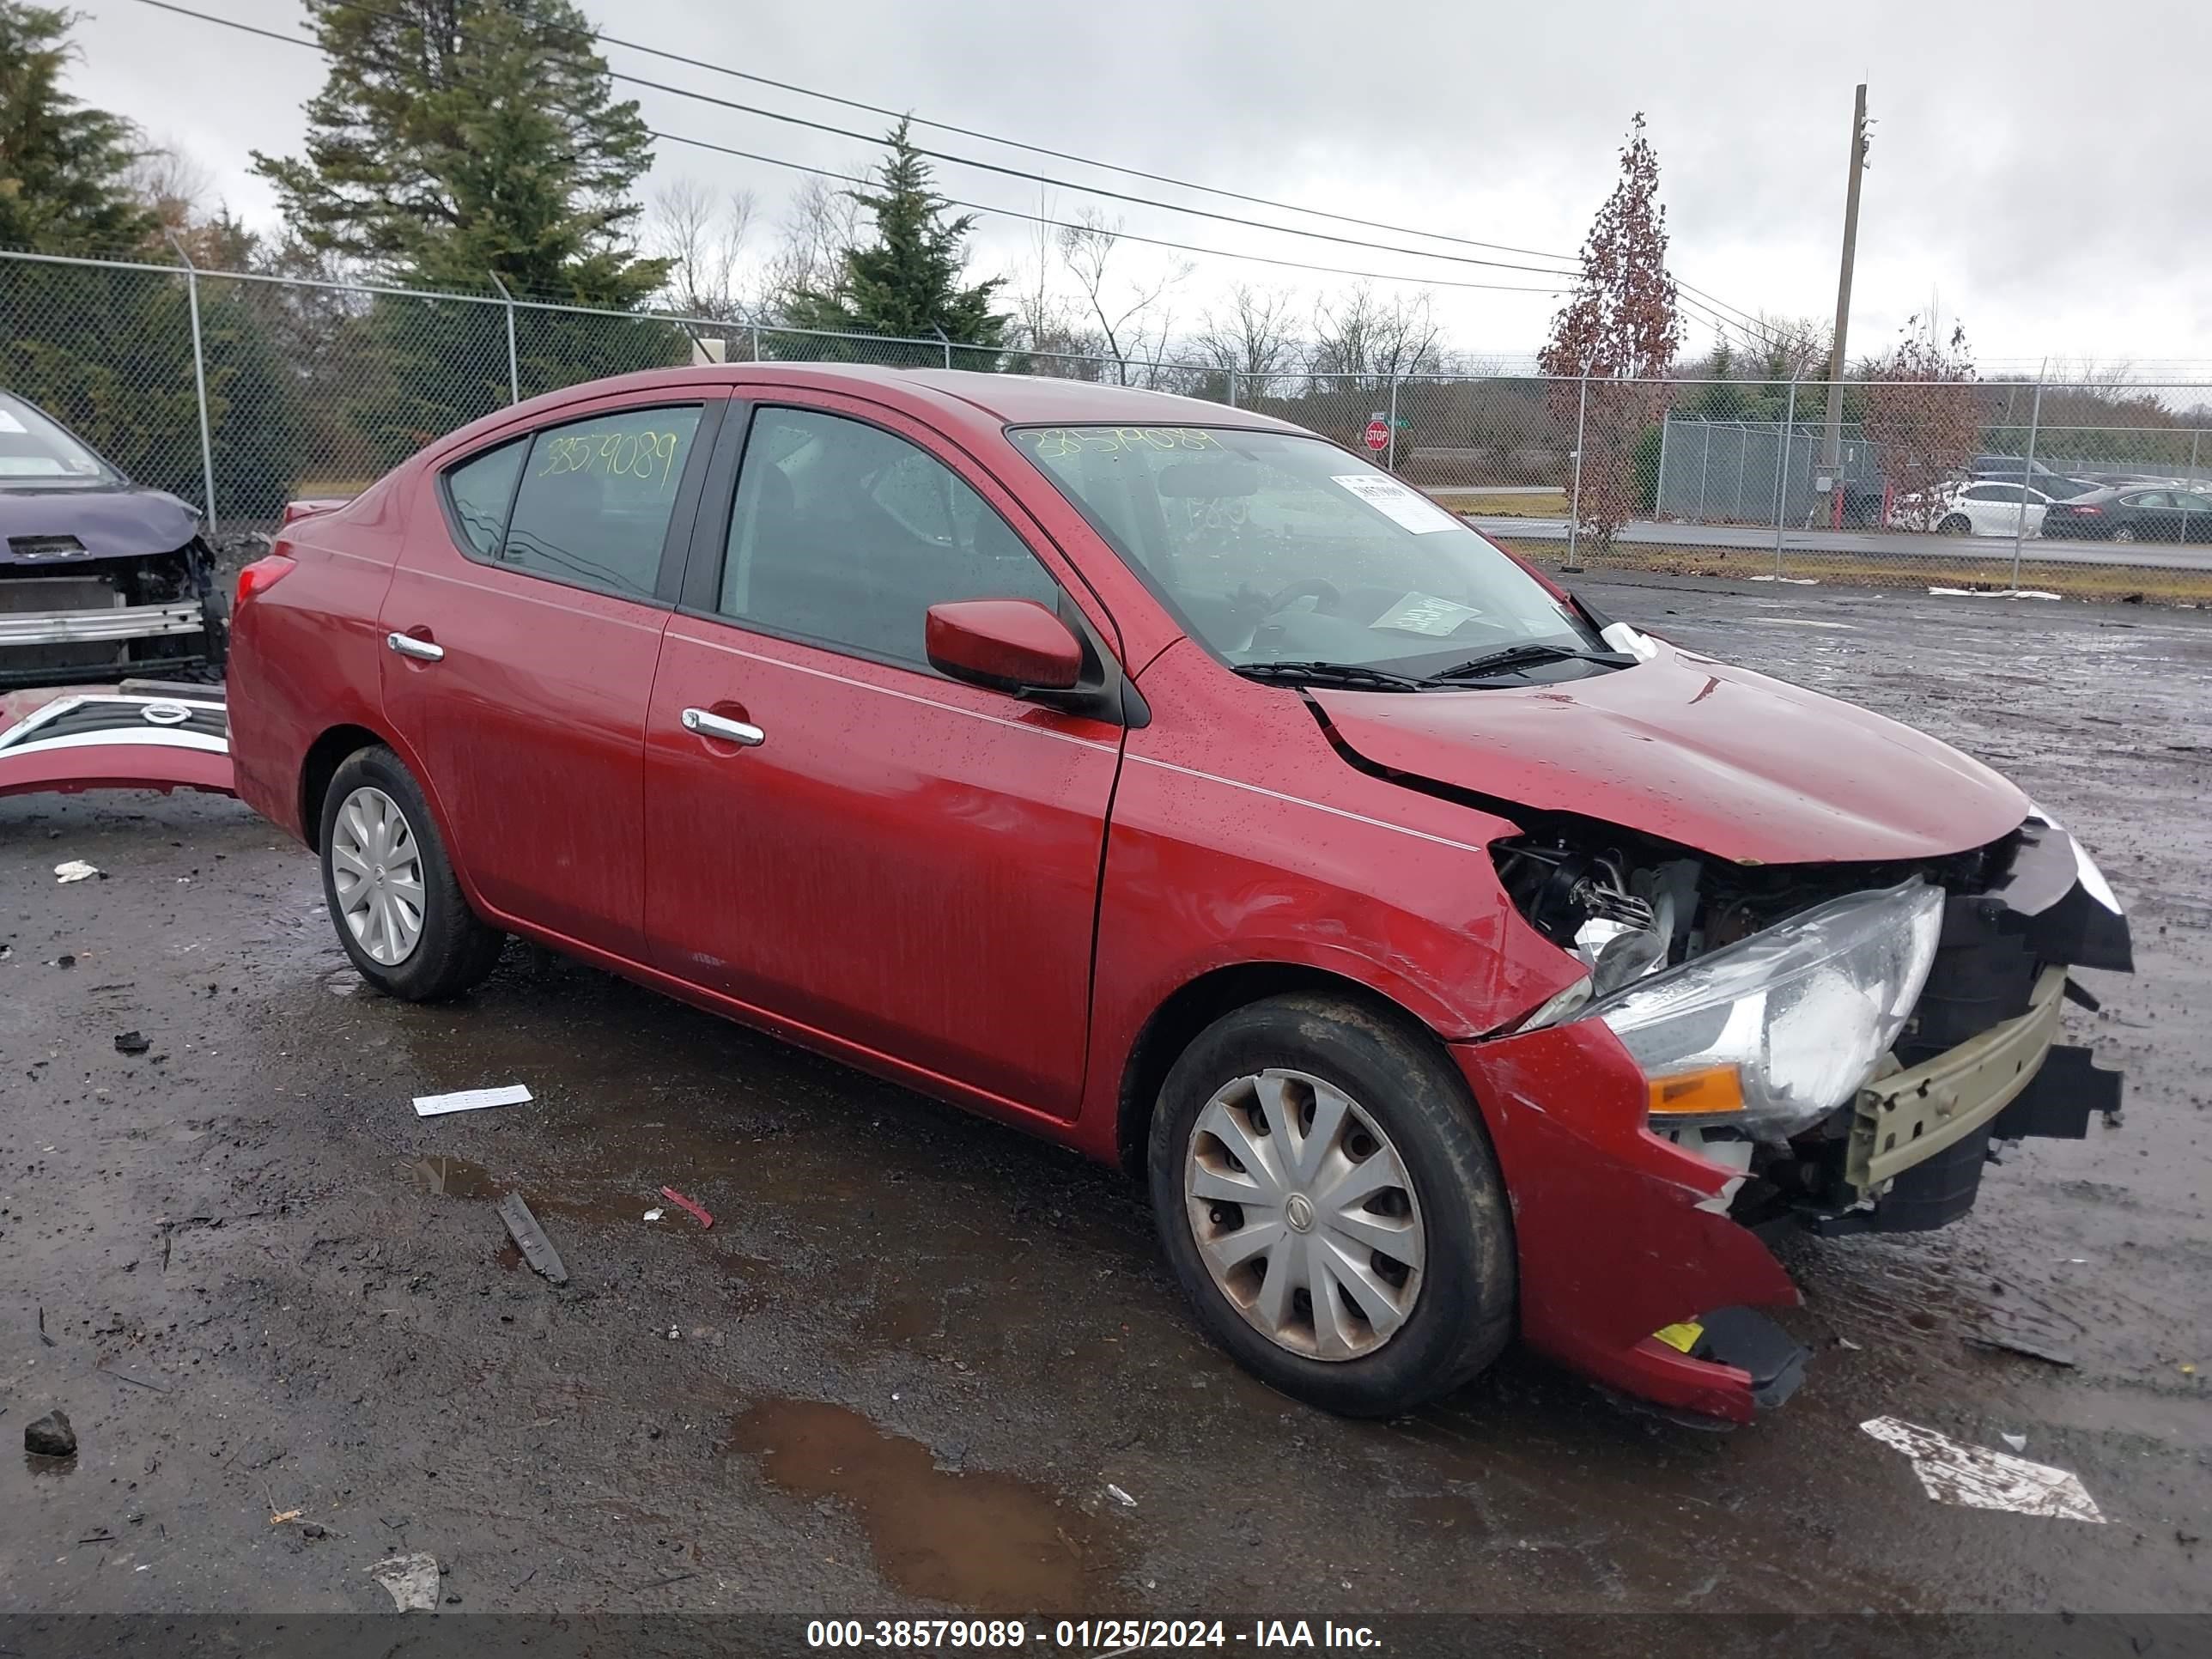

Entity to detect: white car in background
[1889,481,2051,538]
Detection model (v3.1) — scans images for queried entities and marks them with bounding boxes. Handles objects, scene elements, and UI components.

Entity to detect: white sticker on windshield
[1374,592,1483,636]
[0,410,27,434]
[1332,473,1460,534]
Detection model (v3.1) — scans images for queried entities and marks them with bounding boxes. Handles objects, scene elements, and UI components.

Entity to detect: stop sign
[1363,418,1390,452]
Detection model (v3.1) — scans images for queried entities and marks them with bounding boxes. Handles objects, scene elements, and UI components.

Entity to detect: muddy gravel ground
[2,575,2207,1645]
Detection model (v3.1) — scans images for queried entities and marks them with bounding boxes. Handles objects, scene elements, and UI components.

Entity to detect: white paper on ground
[411,1083,532,1117]
[54,860,100,883]
[1331,473,1461,533]
[1372,592,1484,636]
[1860,1416,2103,1522]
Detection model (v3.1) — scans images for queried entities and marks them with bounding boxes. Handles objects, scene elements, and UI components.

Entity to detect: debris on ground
[1861,1417,2103,1523]
[1105,1483,1137,1508]
[54,860,102,884]
[36,1305,55,1347]
[24,1409,76,1458]
[2001,1432,2028,1452]
[411,1082,532,1117]
[98,1364,168,1392]
[1965,1330,2078,1367]
[1926,586,2063,601]
[269,1509,303,1525]
[113,1030,150,1055]
[368,1552,441,1612]
[496,1193,568,1285]
[642,1206,665,1222]
[659,1187,713,1230]
[52,953,74,969]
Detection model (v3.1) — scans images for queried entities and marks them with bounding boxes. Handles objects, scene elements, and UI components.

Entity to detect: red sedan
[226,366,2130,1423]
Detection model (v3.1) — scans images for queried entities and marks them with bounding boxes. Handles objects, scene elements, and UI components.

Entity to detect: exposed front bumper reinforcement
[0,601,207,645]
[1849,963,2068,1192]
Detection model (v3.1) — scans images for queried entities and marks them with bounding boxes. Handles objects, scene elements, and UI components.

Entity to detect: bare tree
[649,178,757,320]
[1310,284,1443,388]
[1005,189,1098,373]
[1195,283,1299,394]
[1862,313,1980,527]
[1057,209,1191,386]
[757,173,866,325]
[126,141,215,232]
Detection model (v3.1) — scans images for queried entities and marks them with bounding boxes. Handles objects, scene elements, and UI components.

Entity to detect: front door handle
[386,631,445,663]
[681,707,765,747]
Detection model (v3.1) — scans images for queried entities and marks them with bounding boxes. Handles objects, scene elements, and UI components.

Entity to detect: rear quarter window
[441,440,526,558]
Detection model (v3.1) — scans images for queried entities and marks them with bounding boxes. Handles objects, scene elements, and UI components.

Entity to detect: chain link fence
[7,246,2210,600]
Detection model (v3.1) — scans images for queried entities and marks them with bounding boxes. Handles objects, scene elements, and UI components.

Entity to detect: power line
[650,131,1568,297]
[129,0,1578,278]
[127,0,1775,336]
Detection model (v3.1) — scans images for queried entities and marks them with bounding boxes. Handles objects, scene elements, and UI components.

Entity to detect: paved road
[3,577,2208,1649]
[1471,515,2212,569]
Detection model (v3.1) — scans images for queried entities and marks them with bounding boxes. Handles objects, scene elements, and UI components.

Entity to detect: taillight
[235,553,297,607]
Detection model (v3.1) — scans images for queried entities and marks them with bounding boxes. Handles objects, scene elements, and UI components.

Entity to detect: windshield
[0,394,122,488]
[1008,425,1601,677]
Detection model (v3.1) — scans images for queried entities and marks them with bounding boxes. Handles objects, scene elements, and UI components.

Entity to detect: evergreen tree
[252,0,665,305]
[0,1,156,251]
[783,120,1006,349]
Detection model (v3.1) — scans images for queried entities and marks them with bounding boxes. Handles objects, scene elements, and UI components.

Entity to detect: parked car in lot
[226,367,2130,1424]
[1888,480,2051,538]
[0,389,226,687]
[1968,454,2098,498]
[2040,485,2212,543]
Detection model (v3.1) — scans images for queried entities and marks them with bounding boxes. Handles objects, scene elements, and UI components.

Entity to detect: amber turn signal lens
[1647,1066,1746,1116]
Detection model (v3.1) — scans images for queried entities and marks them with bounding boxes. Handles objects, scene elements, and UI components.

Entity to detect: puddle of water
[406,1155,497,1200]
[726,1398,1115,1615]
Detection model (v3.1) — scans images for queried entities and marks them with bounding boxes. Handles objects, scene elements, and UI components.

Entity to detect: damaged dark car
[0,389,227,688]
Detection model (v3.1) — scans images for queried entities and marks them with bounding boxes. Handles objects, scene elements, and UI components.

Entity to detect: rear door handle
[681,708,765,747]
[386,632,445,662]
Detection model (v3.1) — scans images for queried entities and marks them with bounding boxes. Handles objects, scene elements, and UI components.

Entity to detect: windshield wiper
[1232,660,1427,692]
[1423,641,1636,683]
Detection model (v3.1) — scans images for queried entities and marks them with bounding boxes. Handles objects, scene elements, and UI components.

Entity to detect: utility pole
[1820,84,1870,487]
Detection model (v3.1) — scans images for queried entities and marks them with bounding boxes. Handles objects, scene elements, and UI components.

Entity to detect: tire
[1146,994,1515,1418]
[2111,525,2137,544]
[1937,514,1972,536]
[318,744,505,1000]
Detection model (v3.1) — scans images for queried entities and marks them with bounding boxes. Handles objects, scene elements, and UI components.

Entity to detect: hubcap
[1184,1068,1425,1362]
[330,785,426,966]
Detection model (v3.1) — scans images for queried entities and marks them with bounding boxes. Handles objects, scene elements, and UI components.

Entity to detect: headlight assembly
[1590,879,1945,1141]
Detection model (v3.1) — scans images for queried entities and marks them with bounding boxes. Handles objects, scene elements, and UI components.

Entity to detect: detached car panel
[220,364,2132,1425]
[0,690,233,799]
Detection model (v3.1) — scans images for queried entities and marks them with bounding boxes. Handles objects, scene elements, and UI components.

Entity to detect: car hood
[0,486,201,563]
[1311,640,2029,864]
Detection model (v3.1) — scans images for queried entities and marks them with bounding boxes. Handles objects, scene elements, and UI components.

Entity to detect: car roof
[417,362,1308,471]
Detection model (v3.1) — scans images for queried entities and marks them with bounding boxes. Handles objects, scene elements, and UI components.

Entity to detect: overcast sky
[64,0,2212,373]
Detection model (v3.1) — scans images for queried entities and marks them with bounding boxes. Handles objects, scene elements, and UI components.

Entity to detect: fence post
[1225,368,1237,409]
[1564,372,1589,573]
[485,271,520,404]
[1695,421,1711,520]
[2190,427,2202,489]
[1386,372,1400,472]
[1655,411,1672,519]
[162,231,218,531]
[2011,370,2045,591]
[1772,377,1799,578]
[750,322,763,363]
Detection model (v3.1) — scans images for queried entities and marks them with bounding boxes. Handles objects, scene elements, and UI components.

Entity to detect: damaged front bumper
[1457,817,2130,1425]
[0,685,233,799]
[0,600,209,646]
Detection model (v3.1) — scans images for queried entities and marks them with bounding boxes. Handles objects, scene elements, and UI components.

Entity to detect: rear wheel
[1147,994,1515,1417]
[2111,524,2138,544]
[319,745,504,1000]
[1937,514,1972,536]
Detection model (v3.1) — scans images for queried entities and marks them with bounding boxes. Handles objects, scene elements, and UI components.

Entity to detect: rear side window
[440,406,702,599]
[442,440,525,558]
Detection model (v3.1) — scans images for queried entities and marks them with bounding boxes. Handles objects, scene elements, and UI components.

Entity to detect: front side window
[1009,425,1601,677]
[717,406,1059,667]
[0,392,122,488]
[444,406,702,599]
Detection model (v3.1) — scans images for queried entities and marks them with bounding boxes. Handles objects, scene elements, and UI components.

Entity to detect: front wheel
[1147,994,1516,1417]
[2111,525,2137,544]
[1937,514,1972,536]
[319,745,505,1000]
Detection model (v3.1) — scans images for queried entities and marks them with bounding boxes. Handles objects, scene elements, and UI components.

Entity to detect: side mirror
[925,599,1083,693]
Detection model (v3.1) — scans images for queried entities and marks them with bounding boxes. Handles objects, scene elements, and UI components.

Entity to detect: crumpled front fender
[1450,1018,1800,1423]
